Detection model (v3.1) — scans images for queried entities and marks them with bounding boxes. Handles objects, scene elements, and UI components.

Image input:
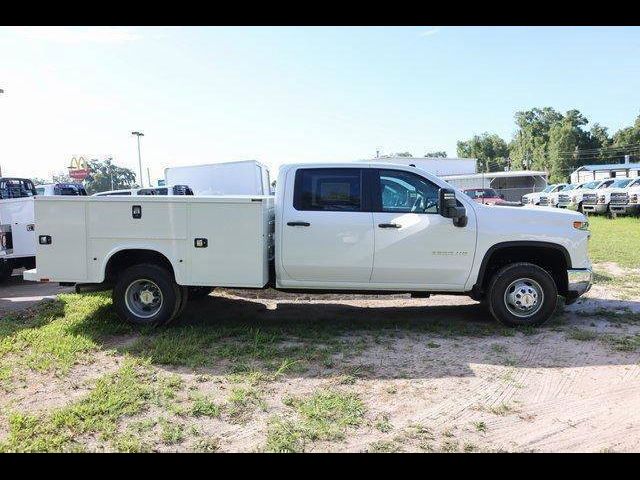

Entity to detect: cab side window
[294,168,362,211]
[377,169,439,214]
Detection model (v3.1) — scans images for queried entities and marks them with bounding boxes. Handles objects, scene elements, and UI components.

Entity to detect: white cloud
[7,26,143,44]
[418,28,441,37]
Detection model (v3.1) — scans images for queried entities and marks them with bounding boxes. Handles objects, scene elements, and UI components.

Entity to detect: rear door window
[293,168,363,211]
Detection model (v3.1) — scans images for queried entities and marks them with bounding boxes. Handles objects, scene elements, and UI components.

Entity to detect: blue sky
[1,26,639,184]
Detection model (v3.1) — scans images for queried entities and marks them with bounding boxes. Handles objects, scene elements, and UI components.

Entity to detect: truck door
[370,169,476,288]
[280,168,374,283]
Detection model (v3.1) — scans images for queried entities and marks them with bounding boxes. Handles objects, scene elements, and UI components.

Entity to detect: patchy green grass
[0,357,180,452]
[189,394,221,418]
[588,216,640,268]
[368,440,402,453]
[0,293,132,387]
[567,329,598,342]
[265,389,366,452]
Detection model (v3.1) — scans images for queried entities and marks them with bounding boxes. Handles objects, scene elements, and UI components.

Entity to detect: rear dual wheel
[113,264,186,327]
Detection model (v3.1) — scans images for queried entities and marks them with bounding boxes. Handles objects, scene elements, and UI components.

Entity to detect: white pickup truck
[24,163,593,328]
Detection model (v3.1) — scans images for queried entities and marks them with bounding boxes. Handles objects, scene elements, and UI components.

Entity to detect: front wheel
[113,263,182,327]
[487,262,558,327]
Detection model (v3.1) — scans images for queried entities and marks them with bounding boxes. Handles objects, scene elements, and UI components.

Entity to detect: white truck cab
[0,177,38,282]
[35,183,88,196]
[569,179,613,213]
[522,184,564,206]
[24,162,592,329]
[548,183,583,208]
[579,178,617,214]
[608,177,640,216]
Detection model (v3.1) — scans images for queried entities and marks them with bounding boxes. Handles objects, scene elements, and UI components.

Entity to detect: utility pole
[147,167,151,187]
[131,131,145,187]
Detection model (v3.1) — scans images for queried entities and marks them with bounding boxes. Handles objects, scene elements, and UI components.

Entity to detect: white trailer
[164,160,271,196]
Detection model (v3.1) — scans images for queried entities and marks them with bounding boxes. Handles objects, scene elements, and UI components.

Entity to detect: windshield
[582,181,600,190]
[542,185,555,193]
[563,184,577,191]
[464,188,498,198]
[611,179,633,188]
[597,180,615,189]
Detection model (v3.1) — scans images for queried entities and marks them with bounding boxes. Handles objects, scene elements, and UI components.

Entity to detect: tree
[547,120,581,183]
[424,151,447,158]
[612,114,640,163]
[84,158,138,194]
[457,133,509,173]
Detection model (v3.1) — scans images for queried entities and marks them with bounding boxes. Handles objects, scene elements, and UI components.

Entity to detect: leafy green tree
[457,133,509,172]
[84,158,138,194]
[612,115,640,162]
[424,151,447,158]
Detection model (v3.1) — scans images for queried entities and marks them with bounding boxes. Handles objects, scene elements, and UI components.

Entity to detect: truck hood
[475,201,585,223]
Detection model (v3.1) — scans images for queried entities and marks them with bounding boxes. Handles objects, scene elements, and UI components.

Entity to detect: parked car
[568,178,615,213]
[0,178,37,282]
[35,183,88,196]
[522,184,565,206]
[548,183,583,208]
[579,178,618,214]
[26,162,592,329]
[608,177,640,216]
[93,185,193,196]
[463,188,506,205]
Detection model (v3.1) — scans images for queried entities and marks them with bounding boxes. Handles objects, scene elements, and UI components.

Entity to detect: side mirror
[439,188,468,227]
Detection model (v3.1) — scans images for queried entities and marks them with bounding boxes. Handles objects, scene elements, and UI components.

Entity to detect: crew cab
[24,163,593,328]
[522,184,566,206]
[609,177,640,216]
[0,177,37,282]
[583,178,636,215]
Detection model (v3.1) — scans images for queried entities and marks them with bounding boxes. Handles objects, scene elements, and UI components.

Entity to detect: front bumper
[565,268,593,304]
[609,203,640,215]
[582,204,608,214]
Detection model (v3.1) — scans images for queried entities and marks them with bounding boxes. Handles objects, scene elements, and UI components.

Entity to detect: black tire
[170,286,190,324]
[112,263,181,327]
[577,202,584,214]
[0,262,12,283]
[487,262,558,327]
[187,286,214,300]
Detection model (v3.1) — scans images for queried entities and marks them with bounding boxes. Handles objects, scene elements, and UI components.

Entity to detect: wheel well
[476,245,569,297]
[104,249,175,284]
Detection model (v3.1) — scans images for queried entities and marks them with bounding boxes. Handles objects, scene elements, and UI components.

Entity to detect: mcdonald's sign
[68,156,90,180]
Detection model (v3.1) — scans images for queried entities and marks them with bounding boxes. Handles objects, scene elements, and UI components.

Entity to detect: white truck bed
[24,195,275,288]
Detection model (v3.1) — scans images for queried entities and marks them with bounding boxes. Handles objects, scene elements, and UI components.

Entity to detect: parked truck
[24,163,593,328]
[0,178,38,282]
[608,177,640,216]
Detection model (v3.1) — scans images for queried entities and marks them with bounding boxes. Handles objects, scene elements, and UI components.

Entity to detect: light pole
[131,131,144,187]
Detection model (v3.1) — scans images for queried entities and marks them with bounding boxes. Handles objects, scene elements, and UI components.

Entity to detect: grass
[567,329,598,342]
[265,389,366,452]
[588,216,640,268]
[189,394,221,418]
[0,357,179,452]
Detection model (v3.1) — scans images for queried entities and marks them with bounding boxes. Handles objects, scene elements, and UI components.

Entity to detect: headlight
[572,196,577,202]
[598,195,606,203]
[573,220,589,230]
[0,233,6,249]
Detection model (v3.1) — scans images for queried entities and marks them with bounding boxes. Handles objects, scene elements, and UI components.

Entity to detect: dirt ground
[1,262,639,452]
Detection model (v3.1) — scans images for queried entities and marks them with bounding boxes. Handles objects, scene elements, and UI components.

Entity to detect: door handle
[378,223,401,229]
[287,221,311,227]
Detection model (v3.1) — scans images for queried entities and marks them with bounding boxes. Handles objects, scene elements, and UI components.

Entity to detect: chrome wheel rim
[503,278,544,318]
[124,279,163,319]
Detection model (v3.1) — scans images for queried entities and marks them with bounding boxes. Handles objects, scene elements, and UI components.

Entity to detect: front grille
[558,194,570,203]
[610,193,628,205]
[539,197,549,206]
[582,193,597,204]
